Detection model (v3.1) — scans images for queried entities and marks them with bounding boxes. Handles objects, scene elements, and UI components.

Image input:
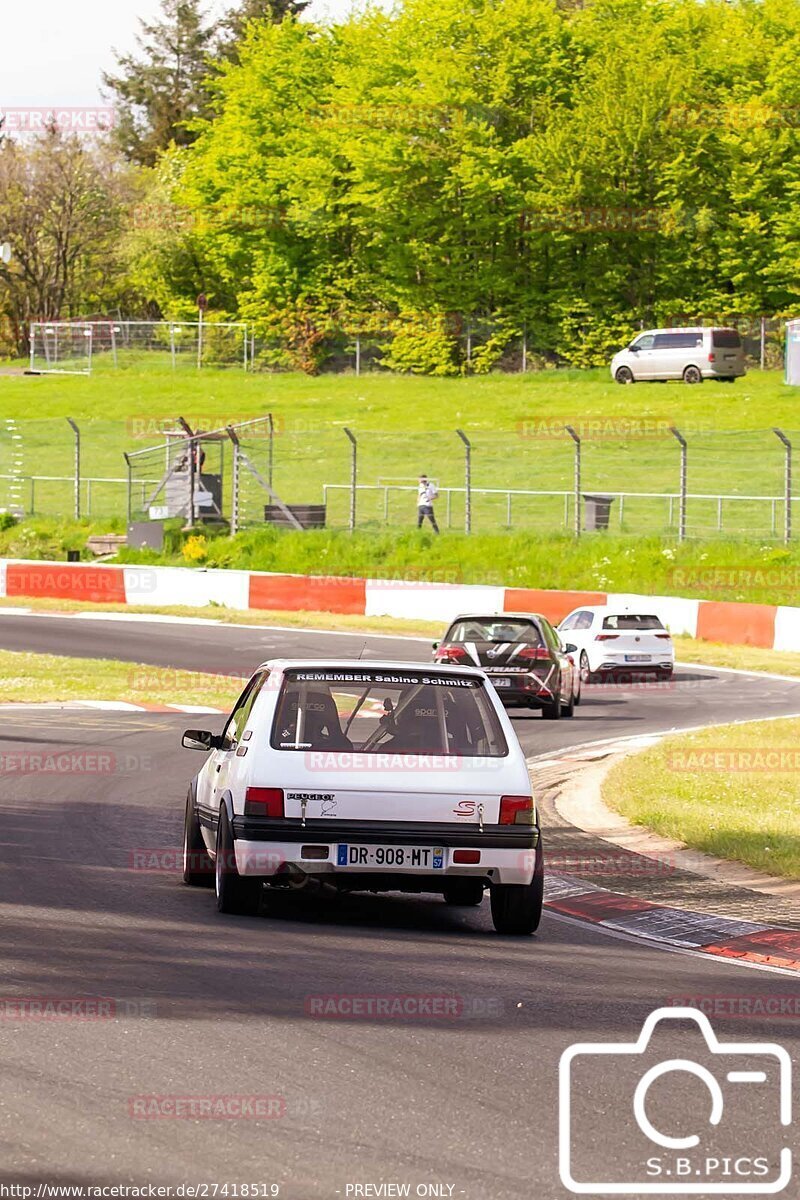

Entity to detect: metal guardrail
[322,483,796,534]
[0,473,159,517]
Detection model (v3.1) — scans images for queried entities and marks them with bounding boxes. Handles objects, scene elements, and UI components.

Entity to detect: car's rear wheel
[215,807,262,916]
[182,791,213,887]
[579,651,592,684]
[615,366,634,384]
[573,673,582,706]
[490,852,544,936]
[443,880,484,906]
[542,695,561,720]
[683,365,703,384]
[562,686,575,718]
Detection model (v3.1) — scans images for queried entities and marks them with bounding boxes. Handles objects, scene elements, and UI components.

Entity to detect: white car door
[211,672,268,813]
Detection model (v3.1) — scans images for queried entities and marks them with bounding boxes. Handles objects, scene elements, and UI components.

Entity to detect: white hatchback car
[181,660,544,935]
[557,607,675,680]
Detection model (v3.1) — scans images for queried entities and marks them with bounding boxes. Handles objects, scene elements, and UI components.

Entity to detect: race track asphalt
[1,612,799,1197]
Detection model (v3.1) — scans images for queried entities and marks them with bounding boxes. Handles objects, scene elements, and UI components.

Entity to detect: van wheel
[683,365,703,384]
[615,366,634,384]
[183,790,213,887]
[443,880,484,906]
[490,865,544,935]
[215,807,262,916]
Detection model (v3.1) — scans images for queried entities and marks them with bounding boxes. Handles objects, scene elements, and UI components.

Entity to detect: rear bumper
[231,818,540,885]
[485,671,554,706]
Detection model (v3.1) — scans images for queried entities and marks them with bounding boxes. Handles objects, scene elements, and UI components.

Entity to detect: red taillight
[708,353,716,362]
[655,633,672,640]
[244,787,284,817]
[435,644,467,664]
[453,849,481,864]
[499,795,535,825]
[517,646,551,661]
[595,633,619,641]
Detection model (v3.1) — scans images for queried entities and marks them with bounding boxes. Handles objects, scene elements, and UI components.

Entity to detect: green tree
[103,0,218,167]
[218,0,310,60]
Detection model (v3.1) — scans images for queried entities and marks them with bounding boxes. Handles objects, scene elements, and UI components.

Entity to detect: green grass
[604,719,800,879]
[5,519,800,606]
[0,366,796,538]
[0,648,244,708]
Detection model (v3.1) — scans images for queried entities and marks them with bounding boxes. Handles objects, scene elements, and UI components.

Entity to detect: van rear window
[712,329,742,348]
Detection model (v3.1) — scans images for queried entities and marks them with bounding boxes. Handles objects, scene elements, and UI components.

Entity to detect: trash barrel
[582,494,615,531]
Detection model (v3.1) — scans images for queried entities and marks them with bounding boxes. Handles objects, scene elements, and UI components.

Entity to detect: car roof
[563,605,662,617]
[446,612,546,622]
[254,658,487,676]
[635,326,734,336]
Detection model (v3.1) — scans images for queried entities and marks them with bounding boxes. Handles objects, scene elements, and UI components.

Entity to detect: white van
[181,660,544,935]
[610,327,746,384]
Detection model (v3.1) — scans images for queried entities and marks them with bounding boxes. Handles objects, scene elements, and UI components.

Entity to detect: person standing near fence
[417,474,440,533]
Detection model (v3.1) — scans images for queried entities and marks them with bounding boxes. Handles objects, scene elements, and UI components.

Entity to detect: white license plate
[625,654,651,662]
[490,677,513,688]
[336,844,444,870]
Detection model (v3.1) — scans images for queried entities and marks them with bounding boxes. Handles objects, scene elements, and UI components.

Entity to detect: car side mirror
[564,643,578,654]
[628,344,639,352]
[432,641,439,650]
[182,729,221,752]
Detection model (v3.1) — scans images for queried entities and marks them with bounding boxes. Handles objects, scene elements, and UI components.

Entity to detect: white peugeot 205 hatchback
[181,659,543,936]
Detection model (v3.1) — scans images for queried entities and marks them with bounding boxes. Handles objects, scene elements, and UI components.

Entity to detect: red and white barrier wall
[0,558,798,650]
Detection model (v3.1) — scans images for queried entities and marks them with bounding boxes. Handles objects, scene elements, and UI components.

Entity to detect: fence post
[123,453,132,525]
[344,427,357,532]
[774,428,792,543]
[456,429,471,533]
[29,325,35,372]
[178,417,196,525]
[565,426,581,536]
[227,426,241,536]
[760,316,767,371]
[670,426,687,542]
[67,417,81,520]
[267,412,274,492]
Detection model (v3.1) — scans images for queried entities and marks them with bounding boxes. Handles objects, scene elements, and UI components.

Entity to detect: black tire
[615,366,634,384]
[683,365,703,384]
[490,849,544,936]
[562,682,575,718]
[443,880,485,906]
[541,695,561,720]
[579,651,592,684]
[215,806,262,916]
[573,673,582,706]
[183,790,213,887]
[658,666,674,679]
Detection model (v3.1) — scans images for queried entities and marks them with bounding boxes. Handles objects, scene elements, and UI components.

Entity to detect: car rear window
[446,617,543,645]
[271,669,509,757]
[602,614,666,631]
[711,329,742,348]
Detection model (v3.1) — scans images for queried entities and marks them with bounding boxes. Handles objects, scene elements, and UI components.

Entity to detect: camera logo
[559,1007,792,1194]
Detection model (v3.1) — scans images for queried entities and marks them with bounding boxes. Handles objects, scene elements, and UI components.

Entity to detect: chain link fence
[1,417,798,543]
[25,315,791,375]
